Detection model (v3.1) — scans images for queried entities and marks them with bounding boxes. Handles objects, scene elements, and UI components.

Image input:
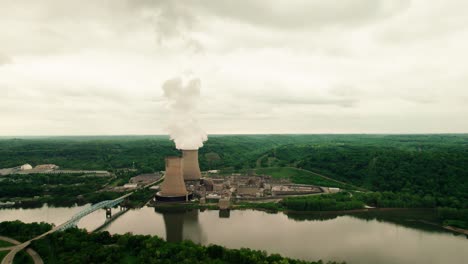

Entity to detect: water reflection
[286,209,453,234]
[219,209,230,218]
[154,207,206,244]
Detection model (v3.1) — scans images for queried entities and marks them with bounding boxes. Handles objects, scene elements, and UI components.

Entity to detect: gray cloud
[127,0,203,52]
[188,0,409,30]
[1,0,468,135]
[378,1,468,43]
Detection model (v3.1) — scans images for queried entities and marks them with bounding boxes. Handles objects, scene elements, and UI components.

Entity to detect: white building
[35,164,59,170]
[20,164,33,171]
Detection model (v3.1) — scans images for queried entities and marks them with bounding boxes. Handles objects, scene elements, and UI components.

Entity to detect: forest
[0,134,467,225]
[0,221,343,264]
[0,173,123,207]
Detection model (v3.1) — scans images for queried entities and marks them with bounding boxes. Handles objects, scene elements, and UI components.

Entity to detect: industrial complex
[152,148,339,208]
[0,147,339,209]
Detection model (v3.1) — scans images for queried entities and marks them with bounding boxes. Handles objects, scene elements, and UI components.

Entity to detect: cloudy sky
[1,0,467,135]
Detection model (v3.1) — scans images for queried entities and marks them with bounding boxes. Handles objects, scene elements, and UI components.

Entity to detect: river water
[0,205,467,264]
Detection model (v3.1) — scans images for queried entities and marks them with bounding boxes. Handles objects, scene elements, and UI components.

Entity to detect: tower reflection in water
[154,207,209,243]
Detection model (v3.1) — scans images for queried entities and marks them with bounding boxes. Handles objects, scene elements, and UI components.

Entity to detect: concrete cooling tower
[182,149,201,181]
[156,157,192,202]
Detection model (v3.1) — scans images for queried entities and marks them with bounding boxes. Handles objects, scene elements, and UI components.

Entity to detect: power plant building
[182,149,201,181]
[156,157,192,202]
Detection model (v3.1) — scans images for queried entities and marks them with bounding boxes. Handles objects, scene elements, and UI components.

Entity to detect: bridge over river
[1,192,134,264]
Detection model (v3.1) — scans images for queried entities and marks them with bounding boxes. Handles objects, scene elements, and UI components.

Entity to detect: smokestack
[182,149,201,180]
[159,157,188,196]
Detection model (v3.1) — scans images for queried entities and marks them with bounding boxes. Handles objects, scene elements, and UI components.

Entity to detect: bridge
[58,192,133,230]
[1,175,165,264]
[1,192,134,264]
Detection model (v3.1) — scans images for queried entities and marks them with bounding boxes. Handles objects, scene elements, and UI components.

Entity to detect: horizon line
[1,132,468,138]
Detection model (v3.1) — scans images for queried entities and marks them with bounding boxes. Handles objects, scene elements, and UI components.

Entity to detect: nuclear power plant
[153,146,330,205]
[182,149,201,180]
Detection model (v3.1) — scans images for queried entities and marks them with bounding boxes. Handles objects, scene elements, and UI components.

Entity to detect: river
[0,205,467,264]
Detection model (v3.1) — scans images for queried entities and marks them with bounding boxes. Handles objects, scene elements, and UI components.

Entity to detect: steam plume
[162,76,207,150]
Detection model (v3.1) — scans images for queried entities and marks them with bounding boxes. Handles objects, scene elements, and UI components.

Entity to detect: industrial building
[182,149,202,180]
[0,163,111,177]
[155,157,192,202]
[271,184,322,196]
[34,164,59,170]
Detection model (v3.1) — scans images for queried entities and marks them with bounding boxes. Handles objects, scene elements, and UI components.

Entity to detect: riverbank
[444,226,468,235]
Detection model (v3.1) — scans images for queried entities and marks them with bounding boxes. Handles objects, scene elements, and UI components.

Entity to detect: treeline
[0,221,344,264]
[0,135,306,171]
[125,188,156,207]
[281,193,364,211]
[437,207,468,229]
[280,192,468,229]
[0,173,125,207]
[0,220,52,242]
[263,138,467,210]
[353,192,438,208]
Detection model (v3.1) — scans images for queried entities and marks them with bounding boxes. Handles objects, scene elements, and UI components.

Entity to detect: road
[0,236,43,264]
[142,175,165,189]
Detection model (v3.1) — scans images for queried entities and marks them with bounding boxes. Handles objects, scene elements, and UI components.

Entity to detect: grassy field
[255,167,352,189]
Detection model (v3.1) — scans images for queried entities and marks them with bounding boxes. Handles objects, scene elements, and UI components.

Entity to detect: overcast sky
[1,0,467,135]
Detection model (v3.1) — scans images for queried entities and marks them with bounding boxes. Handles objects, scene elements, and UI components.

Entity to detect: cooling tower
[182,149,201,180]
[156,157,192,202]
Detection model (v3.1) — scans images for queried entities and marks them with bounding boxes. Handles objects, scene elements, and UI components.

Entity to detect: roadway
[0,236,43,264]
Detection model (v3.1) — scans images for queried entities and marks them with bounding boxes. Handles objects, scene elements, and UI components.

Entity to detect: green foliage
[0,135,301,171]
[0,240,13,247]
[0,173,122,207]
[354,191,437,208]
[254,135,468,209]
[126,188,155,207]
[0,221,52,242]
[255,167,350,189]
[0,252,7,262]
[282,193,364,211]
[437,207,468,228]
[13,251,34,264]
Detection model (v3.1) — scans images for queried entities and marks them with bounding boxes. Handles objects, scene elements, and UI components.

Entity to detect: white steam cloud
[162,76,208,150]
